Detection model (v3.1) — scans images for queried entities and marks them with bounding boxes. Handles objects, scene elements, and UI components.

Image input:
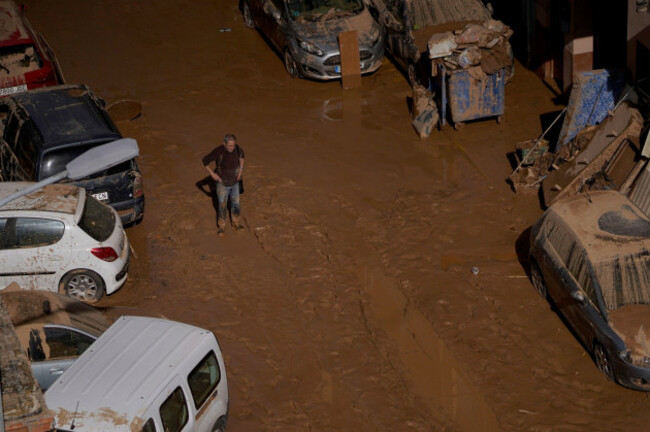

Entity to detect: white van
[44,316,229,432]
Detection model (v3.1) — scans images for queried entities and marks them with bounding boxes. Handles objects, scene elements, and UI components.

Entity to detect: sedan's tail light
[133,172,144,198]
[91,247,119,262]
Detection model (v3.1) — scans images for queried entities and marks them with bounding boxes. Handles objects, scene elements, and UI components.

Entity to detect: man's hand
[211,172,223,183]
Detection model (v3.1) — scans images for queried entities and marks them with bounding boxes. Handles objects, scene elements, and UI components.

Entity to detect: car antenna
[70,401,80,430]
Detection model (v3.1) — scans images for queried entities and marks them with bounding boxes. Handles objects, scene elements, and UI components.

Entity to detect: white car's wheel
[60,270,105,304]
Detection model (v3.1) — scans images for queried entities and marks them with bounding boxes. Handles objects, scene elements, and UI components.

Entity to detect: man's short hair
[223,133,237,144]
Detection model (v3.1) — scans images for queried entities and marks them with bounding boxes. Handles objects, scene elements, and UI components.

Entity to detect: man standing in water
[203,134,245,234]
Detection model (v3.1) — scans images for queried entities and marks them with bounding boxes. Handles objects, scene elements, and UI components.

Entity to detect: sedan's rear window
[40,146,133,180]
[596,253,650,310]
[78,193,115,242]
[0,43,43,79]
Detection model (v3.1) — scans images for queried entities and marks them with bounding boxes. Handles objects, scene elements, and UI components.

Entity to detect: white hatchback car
[0,182,130,303]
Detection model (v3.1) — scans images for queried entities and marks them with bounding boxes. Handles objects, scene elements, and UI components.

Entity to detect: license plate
[335,62,365,74]
[0,84,27,96]
[92,192,109,201]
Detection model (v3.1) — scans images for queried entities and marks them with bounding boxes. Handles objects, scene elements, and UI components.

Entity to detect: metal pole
[510,106,567,176]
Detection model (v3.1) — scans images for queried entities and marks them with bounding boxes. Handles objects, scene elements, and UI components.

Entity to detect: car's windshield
[39,145,133,180]
[594,252,650,310]
[287,0,363,21]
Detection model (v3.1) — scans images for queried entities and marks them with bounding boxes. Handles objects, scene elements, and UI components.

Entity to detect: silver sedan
[242,0,384,80]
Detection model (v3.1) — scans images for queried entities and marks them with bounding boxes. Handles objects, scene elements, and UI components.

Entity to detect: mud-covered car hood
[291,9,381,51]
[610,304,650,362]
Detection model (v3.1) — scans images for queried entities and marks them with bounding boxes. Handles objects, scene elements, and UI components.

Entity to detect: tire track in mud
[243,171,509,431]
[243,176,445,431]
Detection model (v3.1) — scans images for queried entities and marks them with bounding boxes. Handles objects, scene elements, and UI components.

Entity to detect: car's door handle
[49,368,64,375]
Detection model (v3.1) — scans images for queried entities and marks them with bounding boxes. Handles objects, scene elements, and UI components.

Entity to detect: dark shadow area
[505,150,519,171]
[515,226,532,279]
[539,109,565,152]
[196,176,219,226]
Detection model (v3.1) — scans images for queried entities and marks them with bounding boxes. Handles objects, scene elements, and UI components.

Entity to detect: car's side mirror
[571,290,585,303]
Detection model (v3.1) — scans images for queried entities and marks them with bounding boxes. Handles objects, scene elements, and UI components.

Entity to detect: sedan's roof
[0,182,81,214]
[10,85,121,149]
[546,190,650,263]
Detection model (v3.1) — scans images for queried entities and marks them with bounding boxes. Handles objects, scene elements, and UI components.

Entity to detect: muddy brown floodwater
[23,0,650,431]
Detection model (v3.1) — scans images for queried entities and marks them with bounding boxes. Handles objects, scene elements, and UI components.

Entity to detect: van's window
[40,145,133,180]
[188,351,220,409]
[159,387,188,432]
[78,193,115,242]
[9,218,64,248]
[140,418,156,432]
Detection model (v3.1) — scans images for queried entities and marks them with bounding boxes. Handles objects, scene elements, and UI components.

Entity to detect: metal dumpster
[440,66,505,129]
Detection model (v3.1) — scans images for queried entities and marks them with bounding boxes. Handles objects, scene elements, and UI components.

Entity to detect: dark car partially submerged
[529,190,650,390]
[0,84,144,225]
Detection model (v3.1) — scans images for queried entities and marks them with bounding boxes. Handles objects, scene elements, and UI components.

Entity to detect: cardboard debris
[427,18,513,76]
[339,31,362,89]
[428,32,457,59]
[412,83,439,138]
[542,103,644,206]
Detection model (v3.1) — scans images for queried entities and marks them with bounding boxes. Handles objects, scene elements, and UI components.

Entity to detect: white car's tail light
[91,247,119,262]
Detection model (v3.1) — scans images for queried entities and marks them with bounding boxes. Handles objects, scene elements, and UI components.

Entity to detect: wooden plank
[338,30,361,89]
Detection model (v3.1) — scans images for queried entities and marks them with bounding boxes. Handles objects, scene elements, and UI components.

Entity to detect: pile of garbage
[427,19,514,80]
[508,69,650,215]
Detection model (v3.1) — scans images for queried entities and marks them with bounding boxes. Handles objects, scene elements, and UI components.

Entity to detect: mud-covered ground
[24,1,650,431]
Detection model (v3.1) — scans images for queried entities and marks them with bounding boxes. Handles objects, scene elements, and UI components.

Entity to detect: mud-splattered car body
[0,1,64,96]
[2,290,111,391]
[242,0,384,80]
[0,183,130,304]
[529,190,650,390]
[365,0,494,84]
[0,84,144,226]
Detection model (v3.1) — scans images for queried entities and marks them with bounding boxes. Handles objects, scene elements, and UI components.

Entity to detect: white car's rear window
[78,193,115,242]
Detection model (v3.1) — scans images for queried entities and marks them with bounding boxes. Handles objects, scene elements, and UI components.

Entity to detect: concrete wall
[628,0,650,81]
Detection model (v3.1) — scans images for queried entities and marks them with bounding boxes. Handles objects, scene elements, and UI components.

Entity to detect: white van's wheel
[60,270,105,304]
[212,415,227,432]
